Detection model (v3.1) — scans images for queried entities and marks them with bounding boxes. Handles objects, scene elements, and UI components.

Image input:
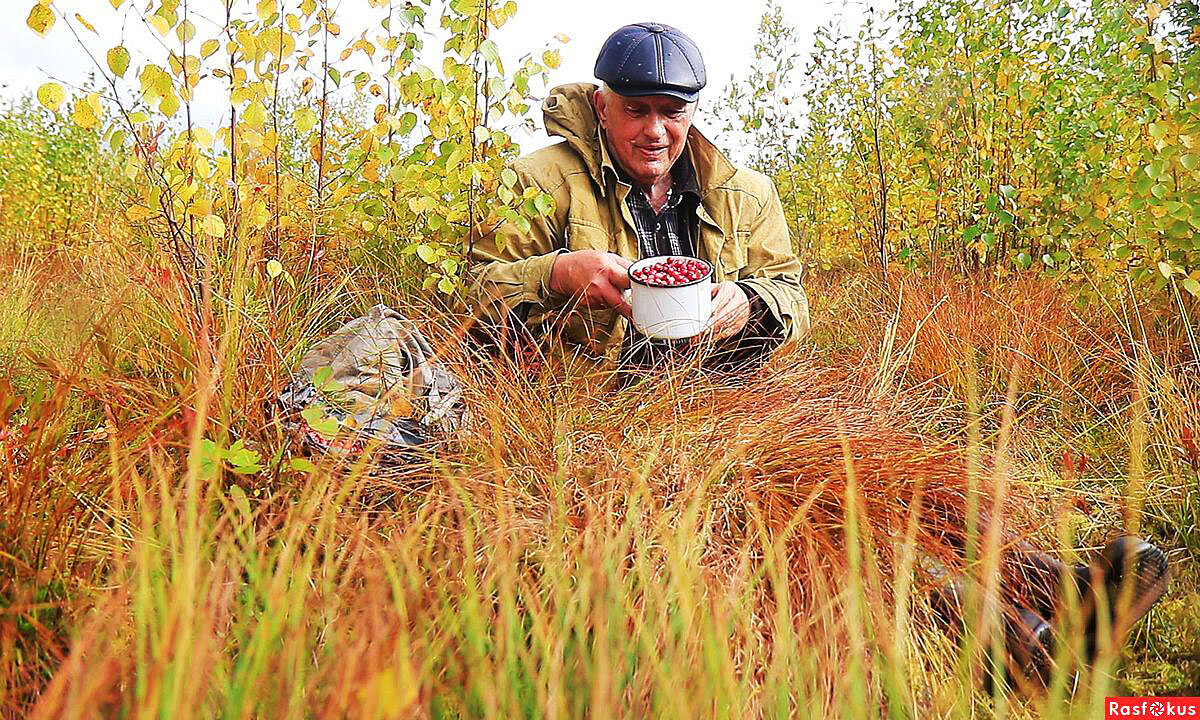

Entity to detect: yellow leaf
[201,214,226,237]
[553,33,570,44]
[244,101,266,131]
[147,14,169,36]
[126,204,154,222]
[110,0,124,7]
[36,82,65,113]
[71,93,100,130]
[294,107,317,134]
[27,3,55,36]
[74,13,96,34]
[542,49,560,69]
[256,0,277,21]
[201,39,220,58]
[107,46,130,78]
[266,259,283,278]
[159,92,179,117]
[176,20,195,44]
[1158,261,1174,278]
[1147,1,1162,23]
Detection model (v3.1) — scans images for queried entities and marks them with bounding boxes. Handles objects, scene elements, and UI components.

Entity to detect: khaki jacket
[468,82,810,365]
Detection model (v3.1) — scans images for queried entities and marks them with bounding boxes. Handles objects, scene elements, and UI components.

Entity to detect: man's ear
[592,87,608,129]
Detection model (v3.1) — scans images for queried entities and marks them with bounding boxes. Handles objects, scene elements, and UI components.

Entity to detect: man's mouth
[635,145,668,160]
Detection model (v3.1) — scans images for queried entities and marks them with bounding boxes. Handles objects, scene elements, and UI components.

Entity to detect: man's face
[593,89,695,188]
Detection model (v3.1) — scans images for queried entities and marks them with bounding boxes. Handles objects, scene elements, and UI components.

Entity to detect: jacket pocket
[566,219,611,252]
[717,231,749,279]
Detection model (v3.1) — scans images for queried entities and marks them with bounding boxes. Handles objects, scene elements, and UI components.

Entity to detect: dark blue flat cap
[594,22,706,103]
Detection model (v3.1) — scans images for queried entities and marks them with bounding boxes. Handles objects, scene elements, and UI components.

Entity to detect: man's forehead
[616,94,690,109]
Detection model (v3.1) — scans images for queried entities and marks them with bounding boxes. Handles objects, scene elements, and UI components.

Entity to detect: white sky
[0,0,884,152]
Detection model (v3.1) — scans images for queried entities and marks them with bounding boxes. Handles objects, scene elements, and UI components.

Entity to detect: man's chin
[626,162,671,187]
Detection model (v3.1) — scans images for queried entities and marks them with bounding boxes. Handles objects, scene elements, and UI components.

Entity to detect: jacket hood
[540,82,737,196]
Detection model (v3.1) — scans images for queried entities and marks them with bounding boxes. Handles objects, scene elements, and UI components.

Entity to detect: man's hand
[548,250,633,318]
[708,281,751,341]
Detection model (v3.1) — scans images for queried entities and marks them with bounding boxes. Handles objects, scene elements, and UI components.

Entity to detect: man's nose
[643,115,667,142]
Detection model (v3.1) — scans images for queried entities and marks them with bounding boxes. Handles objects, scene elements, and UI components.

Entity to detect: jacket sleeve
[466,164,568,329]
[735,179,811,344]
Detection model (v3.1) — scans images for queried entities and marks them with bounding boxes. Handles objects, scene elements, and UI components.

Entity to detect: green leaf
[1182,154,1199,171]
[1183,278,1200,297]
[107,45,131,78]
[225,439,262,474]
[300,406,338,439]
[533,193,553,216]
[229,485,252,519]
[501,167,517,188]
[416,244,438,264]
[294,107,317,134]
[479,39,501,67]
[437,276,455,294]
[290,457,317,473]
[999,184,1016,199]
[197,438,221,477]
[398,112,417,135]
[1158,260,1174,278]
[266,258,283,279]
[313,365,332,388]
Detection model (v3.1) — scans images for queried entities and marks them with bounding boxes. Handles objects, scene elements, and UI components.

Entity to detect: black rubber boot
[1081,536,1170,661]
[929,572,1056,691]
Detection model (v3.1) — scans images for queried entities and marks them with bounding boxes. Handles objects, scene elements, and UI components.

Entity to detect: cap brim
[605,84,700,103]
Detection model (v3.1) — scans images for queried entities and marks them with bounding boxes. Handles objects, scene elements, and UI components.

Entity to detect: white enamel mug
[625,255,714,340]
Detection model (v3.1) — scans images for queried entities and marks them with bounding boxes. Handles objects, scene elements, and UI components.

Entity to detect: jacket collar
[540,82,737,199]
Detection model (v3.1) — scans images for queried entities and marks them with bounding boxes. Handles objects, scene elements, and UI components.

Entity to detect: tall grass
[1,106,1195,718]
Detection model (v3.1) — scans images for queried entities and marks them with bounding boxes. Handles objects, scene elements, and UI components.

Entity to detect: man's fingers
[708,283,748,340]
[603,285,633,318]
[592,281,633,318]
[609,253,634,269]
[608,263,632,290]
[710,283,735,319]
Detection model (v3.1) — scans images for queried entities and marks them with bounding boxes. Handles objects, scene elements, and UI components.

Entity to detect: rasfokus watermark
[1106,698,1200,718]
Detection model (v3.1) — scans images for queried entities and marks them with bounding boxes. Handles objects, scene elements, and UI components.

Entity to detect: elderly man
[468,22,809,370]
[464,21,1169,689]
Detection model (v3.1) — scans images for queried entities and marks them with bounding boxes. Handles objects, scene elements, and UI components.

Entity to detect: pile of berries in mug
[630,257,710,287]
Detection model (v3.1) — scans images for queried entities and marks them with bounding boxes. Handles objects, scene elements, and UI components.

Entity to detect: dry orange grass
[0,247,1160,717]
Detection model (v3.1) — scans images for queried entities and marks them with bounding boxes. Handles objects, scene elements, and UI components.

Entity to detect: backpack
[277,304,466,463]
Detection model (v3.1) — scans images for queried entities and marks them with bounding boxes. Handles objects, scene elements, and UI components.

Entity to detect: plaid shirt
[618,155,700,259]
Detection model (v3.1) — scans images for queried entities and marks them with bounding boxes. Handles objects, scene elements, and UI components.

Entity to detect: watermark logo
[1106,698,1200,718]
